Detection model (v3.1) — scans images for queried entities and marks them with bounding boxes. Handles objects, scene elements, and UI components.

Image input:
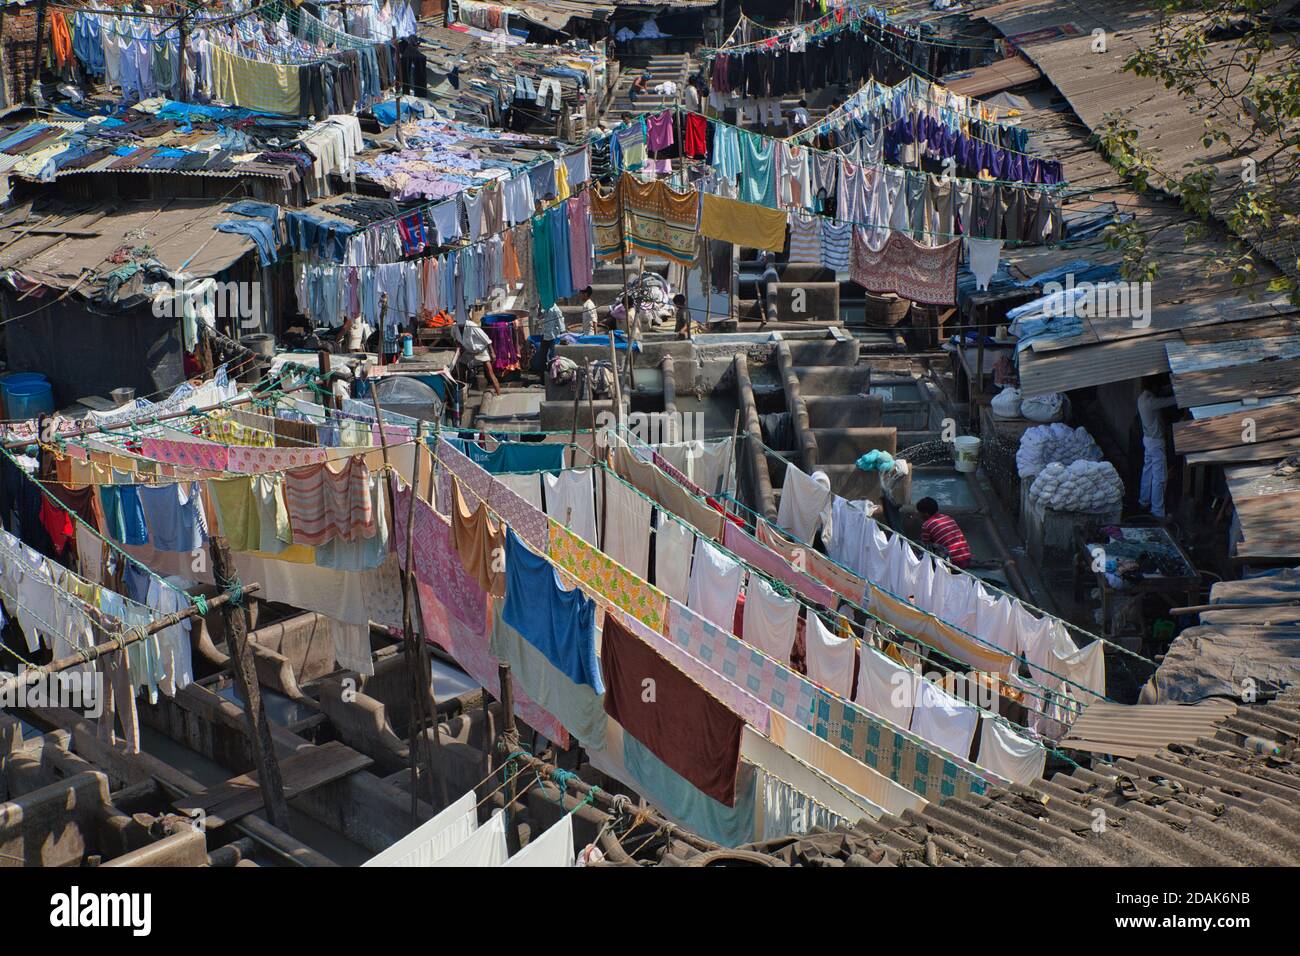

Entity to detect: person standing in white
[580,286,598,335]
[1137,376,1177,518]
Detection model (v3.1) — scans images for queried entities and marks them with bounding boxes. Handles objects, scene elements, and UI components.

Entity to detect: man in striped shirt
[917,497,972,569]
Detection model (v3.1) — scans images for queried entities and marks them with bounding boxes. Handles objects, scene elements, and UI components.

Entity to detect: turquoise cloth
[713,124,742,182]
[100,471,148,546]
[741,131,776,208]
[489,602,608,743]
[855,450,896,472]
[623,734,757,847]
[445,437,564,474]
[531,215,556,310]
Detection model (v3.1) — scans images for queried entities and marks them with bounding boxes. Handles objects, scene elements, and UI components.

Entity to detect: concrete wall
[0,771,112,866]
[806,394,884,429]
[784,338,859,367]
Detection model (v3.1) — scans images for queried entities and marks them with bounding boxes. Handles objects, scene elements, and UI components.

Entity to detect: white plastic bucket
[953,435,981,473]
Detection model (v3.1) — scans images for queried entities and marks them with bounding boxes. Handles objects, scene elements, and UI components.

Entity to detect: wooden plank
[1182,316,1300,344]
[1170,358,1300,408]
[1173,403,1300,454]
[173,741,371,829]
[1186,435,1300,465]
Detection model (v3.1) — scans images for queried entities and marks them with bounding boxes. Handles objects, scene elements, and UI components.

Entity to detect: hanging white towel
[1025,624,1106,703]
[503,813,575,867]
[977,714,1046,785]
[827,496,876,583]
[775,465,832,543]
[653,510,693,603]
[741,574,800,662]
[895,545,937,606]
[854,645,919,729]
[433,808,509,867]
[859,518,895,583]
[497,472,544,511]
[934,568,979,634]
[909,678,980,759]
[363,790,477,867]
[693,437,735,496]
[544,469,597,545]
[973,585,1020,658]
[601,473,652,579]
[965,238,1003,291]
[805,611,855,699]
[331,621,375,677]
[687,537,743,631]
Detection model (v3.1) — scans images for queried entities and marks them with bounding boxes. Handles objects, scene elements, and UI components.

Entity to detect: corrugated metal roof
[1018,331,1177,396]
[942,54,1040,96]
[1059,700,1237,758]
[975,0,1300,285]
[0,199,258,289]
[723,687,1300,865]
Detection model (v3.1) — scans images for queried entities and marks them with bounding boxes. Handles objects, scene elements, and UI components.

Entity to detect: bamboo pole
[371,390,442,818]
[208,535,290,831]
[497,662,521,856]
[607,332,624,429]
[0,584,259,696]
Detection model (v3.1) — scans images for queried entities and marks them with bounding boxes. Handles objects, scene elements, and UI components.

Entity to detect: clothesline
[736,429,1155,668]
[703,2,996,58]
[433,433,1053,790]
[797,74,1028,138]
[606,424,1107,711]
[788,80,1043,162]
[520,429,1085,737]
[673,106,1065,193]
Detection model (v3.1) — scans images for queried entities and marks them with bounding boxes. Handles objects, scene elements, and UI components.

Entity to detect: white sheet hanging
[908,678,980,759]
[433,808,509,867]
[653,509,693,603]
[775,465,832,543]
[502,813,575,867]
[854,645,919,729]
[543,469,598,545]
[976,714,1046,785]
[741,574,800,662]
[687,537,743,631]
[601,473,652,579]
[363,790,478,867]
[804,611,855,698]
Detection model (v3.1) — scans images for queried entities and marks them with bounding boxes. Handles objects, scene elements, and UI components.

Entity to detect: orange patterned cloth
[546,518,669,633]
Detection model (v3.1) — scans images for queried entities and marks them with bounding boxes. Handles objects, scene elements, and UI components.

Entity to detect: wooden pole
[0,584,259,696]
[371,390,443,817]
[607,331,624,430]
[318,349,336,411]
[614,175,637,393]
[497,662,521,855]
[178,13,190,104]
[407,440,449,807]
[29,0,48,106]
[721,408,741,502]
[585,358,598,463]
[700,235,711,335]
[208,536,291,832]
[568,363,583,453]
